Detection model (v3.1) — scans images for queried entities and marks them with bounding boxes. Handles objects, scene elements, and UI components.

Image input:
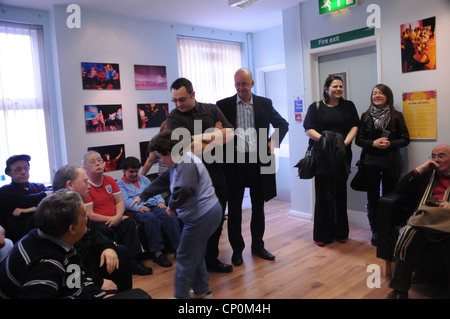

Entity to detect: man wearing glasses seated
[387,145,450,299]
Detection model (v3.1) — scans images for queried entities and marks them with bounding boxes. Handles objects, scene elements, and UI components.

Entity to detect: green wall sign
[310,27,375,49]
[318,0,357,15]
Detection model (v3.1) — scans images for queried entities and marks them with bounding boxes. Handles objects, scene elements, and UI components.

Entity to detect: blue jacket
[117,175,165,212]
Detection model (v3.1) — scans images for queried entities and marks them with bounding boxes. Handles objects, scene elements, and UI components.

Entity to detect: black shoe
[131,260,153,275]
[207,259,233,273]
[252,248,275,261]
[231,252,243,266]
[154,254,172,268]
[386,289,408,299]
[371,232,377,246]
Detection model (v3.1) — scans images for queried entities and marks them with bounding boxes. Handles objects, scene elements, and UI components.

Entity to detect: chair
[376,191,446,283]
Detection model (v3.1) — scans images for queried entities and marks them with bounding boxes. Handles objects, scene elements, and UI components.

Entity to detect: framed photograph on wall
[401,17,436,73]
[81,62,121,89]
[134,65,167,90]
[87,144,125,172]
[137,103,168,128]
[85,104,123,132]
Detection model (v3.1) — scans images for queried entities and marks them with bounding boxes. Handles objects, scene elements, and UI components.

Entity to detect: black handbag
[294,148,315,179]
[350,160,368,191]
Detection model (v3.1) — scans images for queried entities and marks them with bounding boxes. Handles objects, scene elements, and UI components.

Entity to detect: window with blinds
[0,21,52,186]
[177,36,242,104]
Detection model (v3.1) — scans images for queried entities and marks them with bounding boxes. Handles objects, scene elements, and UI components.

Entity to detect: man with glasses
[387,144,450,299]
[166,77,235,273]
[82,151,153,276]
[0,154,51,242]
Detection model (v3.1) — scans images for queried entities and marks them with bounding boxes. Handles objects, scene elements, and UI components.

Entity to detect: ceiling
[2,0,307,33]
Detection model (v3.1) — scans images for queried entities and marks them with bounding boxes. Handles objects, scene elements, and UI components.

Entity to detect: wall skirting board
[289,209,370,230]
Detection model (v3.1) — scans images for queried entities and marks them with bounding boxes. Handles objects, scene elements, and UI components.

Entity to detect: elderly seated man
[387,144,450,299]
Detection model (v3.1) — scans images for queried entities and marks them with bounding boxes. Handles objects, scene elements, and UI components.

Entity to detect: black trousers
[98,244,133,291]
[225,162,265,253]
[91,218,143,258]
[313,175,349,243]
[365,165,397,232]
[107,288,151,299]
[389,230,450,295]
[205,168,227,266]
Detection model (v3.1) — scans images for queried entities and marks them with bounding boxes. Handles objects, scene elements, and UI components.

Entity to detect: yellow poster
[402,90,437,139]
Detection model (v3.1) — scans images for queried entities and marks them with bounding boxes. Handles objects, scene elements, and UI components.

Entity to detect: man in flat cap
[0,154,51,242]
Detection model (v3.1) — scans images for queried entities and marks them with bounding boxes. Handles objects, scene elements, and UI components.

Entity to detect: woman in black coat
[304,75,359,246]
[355,84,410,245]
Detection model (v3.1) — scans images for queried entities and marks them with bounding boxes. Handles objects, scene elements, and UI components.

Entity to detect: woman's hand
[372,137,390,149]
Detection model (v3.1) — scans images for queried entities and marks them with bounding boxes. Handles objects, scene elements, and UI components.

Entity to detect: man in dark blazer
[216,68,289,266]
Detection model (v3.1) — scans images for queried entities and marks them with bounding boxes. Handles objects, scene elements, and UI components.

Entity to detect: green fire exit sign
[318,0,357,15]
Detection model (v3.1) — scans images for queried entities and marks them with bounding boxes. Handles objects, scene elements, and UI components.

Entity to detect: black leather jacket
[355,110,410,178]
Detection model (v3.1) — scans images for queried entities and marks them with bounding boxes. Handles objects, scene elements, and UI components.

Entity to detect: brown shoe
[386,290,408,299]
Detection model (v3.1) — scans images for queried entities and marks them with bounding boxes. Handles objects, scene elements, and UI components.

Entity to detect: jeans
[174,201,222,298]
[134,206,181,253]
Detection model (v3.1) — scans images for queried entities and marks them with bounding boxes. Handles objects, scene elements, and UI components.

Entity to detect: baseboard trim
[288,210,312,221]
[288,209,369,230]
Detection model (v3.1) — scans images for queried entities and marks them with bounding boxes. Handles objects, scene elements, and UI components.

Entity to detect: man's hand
[99,248,119,274]
[105,215,122,228]
[166,207,176,218]
[439,201,450,209]
[0,225,6,249]
[157,202,167,209]
[416,159,439,174]
[138,206,151,213]
[131,196,142,207]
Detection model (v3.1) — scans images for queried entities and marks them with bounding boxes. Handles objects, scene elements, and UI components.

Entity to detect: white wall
[47,5,250,179]
[0,5,252,180]
[2,1,448,226]
[283,0,450,227]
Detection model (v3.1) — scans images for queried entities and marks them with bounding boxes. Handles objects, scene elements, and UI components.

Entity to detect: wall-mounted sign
[294,97,303,113]
[318,0,357,15]
[402,90,437,140]
[310,27,374,49]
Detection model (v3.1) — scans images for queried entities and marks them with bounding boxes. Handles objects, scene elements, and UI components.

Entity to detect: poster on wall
[87,144,125,172]
[401,17,436,73]
[85,104,123,132]
[134,65,167,90]
[81,62,121,89]
[137,103,168,128]
[402,90,437,140]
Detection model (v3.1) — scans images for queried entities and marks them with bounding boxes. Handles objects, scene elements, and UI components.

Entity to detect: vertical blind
[177,36,242,104]
[0,21,51,185]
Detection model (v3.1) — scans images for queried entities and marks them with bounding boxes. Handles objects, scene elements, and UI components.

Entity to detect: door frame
[305,35,382,104]
[255,63,285,97]
[304,35,382,228]
[255,63,289,158]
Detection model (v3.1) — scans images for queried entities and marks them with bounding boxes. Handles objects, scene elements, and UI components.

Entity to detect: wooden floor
[133,200,445,299]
